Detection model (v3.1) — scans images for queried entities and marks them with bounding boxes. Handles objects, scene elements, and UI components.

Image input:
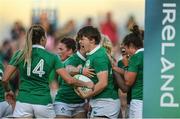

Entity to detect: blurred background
[0,0,144,41]
[0,0,145,68]
[0,0,145,117]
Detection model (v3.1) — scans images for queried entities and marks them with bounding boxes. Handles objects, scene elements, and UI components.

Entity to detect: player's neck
[89,44,98,52]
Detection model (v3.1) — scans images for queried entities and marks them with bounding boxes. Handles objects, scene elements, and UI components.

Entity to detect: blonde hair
[101,34,113,55]
[101,34,115,64]
[15,25,45,70]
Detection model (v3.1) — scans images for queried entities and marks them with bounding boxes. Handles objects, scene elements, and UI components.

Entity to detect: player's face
[79,36,91,53]
[79,45,86,56]
[124,45,135,56]
[58,43,71,61]
[124,45,131,55]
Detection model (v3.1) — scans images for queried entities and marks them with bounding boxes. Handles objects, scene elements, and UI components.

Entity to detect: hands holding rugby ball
[74,74,94,99]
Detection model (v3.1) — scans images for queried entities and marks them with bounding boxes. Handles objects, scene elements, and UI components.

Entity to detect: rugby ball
[74,74,93,97]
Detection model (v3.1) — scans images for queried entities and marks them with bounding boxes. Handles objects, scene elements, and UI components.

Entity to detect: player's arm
[3,50,20,92]
[80,56,110,98]
[54,55,94,88]
[56,68,94,89]
[54,54,94,89]
[2,65,16,106]
[90,71,108,96]
[2,65,17,92]
[113,71,129,93]
[65,65,80,76]
[124,55,138,86]
[79,71,108,99]
[112,66,125,76]
[124,71,137,86]
[66,65,95,77]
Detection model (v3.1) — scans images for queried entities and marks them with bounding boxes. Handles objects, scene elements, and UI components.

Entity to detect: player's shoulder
[131,51,143,61]
[91,47,106,58]
[11,50,23,59]
[33,49,60,62]
[38,49,57,57]
[69,53,81,62]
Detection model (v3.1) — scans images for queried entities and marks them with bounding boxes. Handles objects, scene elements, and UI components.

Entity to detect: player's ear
[40,36,46,46]
[67,49,73,56]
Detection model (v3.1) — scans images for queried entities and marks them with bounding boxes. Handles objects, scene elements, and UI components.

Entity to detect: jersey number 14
[27,59,45,77]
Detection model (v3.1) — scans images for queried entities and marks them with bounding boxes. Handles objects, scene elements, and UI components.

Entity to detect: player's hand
[75,87,93,99]
[5,90,16,108]
[5,90,15,101]
[82,68,96,78]
[85,81,94,91]
[112,65,119,72]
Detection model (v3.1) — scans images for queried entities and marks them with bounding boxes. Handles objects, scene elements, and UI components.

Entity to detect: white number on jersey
[32,59,45,77]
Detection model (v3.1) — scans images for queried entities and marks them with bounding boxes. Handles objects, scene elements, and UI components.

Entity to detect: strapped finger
[89,72,96,75]
[88,69,95,71]
[87,74,94,78]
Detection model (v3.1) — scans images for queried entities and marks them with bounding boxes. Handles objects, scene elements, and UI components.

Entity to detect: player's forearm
[65,65,79,76]
[2,81,11,92]
[2,72,11,92]
[112,66,125,75]
[71,77,90,87]
[59,69,87,87]
[114,71,129,93]
[89,81,107,98]
[88,71,108,97]
[2,65,16,92]
[57,68,77,85]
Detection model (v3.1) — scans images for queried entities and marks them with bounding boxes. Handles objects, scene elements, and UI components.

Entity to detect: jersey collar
[86,45,101,56]
[63,55,72,63]
[135,48,144,54]
[32,45,45,49]
[77,51,86,61]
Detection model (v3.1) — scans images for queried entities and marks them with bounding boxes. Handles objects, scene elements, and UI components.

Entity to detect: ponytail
[101,34,113,55]
[24,28,33,75]
[130,25,144,41]
[15,27,32,67]
[123,24,143,48]
[15,25,45,72]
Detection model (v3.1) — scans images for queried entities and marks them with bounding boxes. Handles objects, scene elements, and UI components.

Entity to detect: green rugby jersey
[55,51,86,103]
[128,48,143,100]
[0,61,4,102]
[118,59,124,68]
[84,45,118,99]
[9,45,63,105]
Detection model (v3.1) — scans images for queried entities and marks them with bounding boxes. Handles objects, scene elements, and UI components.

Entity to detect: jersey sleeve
[93,56,109,73]
[128,55,138,72]
[118,60,124,68]
[64,56,76,66]
[54,55,64,70]
[9,50,22,67]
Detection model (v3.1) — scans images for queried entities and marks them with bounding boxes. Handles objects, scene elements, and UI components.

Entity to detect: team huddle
[0,25,143,118]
